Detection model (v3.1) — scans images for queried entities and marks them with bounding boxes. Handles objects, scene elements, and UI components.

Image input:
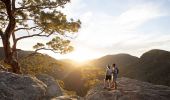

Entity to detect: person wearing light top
[103,65,112,88]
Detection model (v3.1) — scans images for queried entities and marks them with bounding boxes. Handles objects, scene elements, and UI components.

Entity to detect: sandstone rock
[36,74,63,98]
[0,71,47,100]
[51,95,84,100]
[0,64,7,71]
[85,77,170,100]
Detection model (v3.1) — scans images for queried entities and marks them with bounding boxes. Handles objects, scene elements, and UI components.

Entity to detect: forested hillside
[123,49,170,86]
[0,48,170,96]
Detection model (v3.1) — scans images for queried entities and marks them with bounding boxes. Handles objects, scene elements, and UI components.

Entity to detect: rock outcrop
[85,77,170,100]
[0,71,47,100]
[36,74,63,98]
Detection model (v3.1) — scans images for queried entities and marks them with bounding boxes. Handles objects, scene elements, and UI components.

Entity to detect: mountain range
[89,49,170,86]
[0,47,170,95]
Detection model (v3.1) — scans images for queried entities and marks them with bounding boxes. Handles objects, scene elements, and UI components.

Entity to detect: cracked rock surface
[85,77,170,100]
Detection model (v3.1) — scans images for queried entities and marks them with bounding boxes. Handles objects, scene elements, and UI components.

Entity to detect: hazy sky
[1,0,170,61]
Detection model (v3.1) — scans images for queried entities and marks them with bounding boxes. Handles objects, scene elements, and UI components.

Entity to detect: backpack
[113,67,119,75]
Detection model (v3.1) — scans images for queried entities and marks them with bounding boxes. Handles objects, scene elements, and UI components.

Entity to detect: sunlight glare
[64,45,102,63]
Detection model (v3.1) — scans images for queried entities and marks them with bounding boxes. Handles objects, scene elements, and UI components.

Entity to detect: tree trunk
[1,0,21,74]
[2,35,21,74]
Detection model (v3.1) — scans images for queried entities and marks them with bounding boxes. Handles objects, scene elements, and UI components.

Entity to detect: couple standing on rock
[104,63,119,90]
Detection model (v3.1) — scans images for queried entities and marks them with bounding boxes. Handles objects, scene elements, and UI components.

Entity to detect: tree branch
[0,11,7,16]
[11,31,18,60]
[16,18,34,21]
[16,2,67,10]
[14,26,39,32]
[35,47,60,53]
[16,29,54,42]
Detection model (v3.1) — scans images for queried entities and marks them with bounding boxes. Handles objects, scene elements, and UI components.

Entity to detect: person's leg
[113,75,117,89]
[108,76,112,88]
[108,80,111,88]
[115,75,118,89]
[115,81,117,89]
[111,76,113,87]
[111,77,114,88]
[112,76,116,89]
[107,80,109,88]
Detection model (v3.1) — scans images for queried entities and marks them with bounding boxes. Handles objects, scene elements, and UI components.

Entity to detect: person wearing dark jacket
[112,63,119,89]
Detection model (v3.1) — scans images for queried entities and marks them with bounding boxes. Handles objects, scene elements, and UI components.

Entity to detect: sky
[1,0,170,62]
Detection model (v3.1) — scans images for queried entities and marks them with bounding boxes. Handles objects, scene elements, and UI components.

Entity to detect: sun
[43,43,103,63]
[64,46,102,63]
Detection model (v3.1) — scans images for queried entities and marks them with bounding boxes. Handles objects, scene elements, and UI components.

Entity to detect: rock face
[85,77,170,100]
[36,74,63,98]
[0,71,47,100]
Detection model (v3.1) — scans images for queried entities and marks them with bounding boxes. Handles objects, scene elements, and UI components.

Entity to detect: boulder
[0,71,47,100]
[36,74,63,98]
[85,77,170,100]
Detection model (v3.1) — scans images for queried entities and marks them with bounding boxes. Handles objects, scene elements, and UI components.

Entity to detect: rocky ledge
[85,77,170,100]
[0,71,170,100]
[0,71,64,100]
[0,71,46,100]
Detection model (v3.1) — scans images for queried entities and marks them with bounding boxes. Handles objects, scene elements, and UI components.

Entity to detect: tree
[0,0,81,73]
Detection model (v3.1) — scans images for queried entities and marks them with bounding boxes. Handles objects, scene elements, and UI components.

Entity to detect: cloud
[65,1,170,59]
[75,3,164,46]
[116,4,164,30]
[0,0,167,62]
[12,0,170,60]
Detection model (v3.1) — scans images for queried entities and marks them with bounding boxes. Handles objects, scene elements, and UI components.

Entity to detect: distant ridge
[89,49,170,86]
[89,53,139,76]
[0,47,34,60]
[91,53,139,66]
[0,47,169,87]
[124,49,170,86]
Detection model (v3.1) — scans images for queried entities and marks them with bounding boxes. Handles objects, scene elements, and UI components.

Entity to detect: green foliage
[0,60,11,69]
[62,64,104,96]
[0,0,81,54]
[34,37,74,54]
[33,43,45,49]
[84,79,100,89]
[58,79,65,89]
[124,50,170,86]
[17,53,103,96]
[19,53,64,77]
[81,66,104,90]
